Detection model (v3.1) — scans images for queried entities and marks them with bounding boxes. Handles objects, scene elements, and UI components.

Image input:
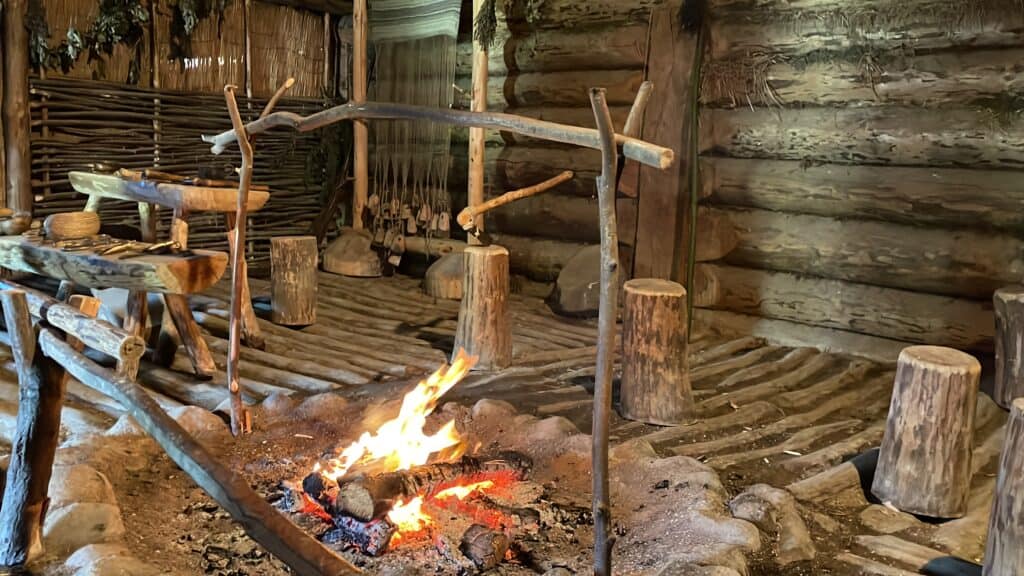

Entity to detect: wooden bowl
[44,211,101,240]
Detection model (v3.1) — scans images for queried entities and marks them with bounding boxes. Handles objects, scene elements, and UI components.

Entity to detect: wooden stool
[453,245,511,371]
[270,236,318,326]
[983,397,1024,575]
[994,286,1024,409]
[871,345,980,518]
[620,279,692,424]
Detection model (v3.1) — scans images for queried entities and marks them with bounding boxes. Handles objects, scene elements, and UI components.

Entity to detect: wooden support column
[468,0,488,244]
[226,213,265,349]
[871,346,980,518]
[993,286,1024,409]
[3,0,31,221]
[0,291,66,567]
[0,0,5,208]
[270,236,318,326]
[352,0,367,229]
[453,245,511,371]
[124,203,157,342]
[620,278,692,425]
[983,397,1024,575]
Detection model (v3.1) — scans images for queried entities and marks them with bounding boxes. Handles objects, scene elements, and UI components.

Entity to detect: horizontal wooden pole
[695,263,993,350]
[37,328,361,576]
[710,206,1024,299]
[399,233,590,281]
[0,279,144,363]
[702,157,1024,232]
[702,106,1024,169]
[453,69,644,109]
[203,101,674,169]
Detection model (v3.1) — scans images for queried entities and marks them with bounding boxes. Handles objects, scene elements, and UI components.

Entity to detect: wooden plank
[633,1,692,279]
[712,207,1024,299]
[0,237,227,294]
[695,263,994,350]
[68,172,270,213]
[702,106,1024,169]
[703,157,1024,233]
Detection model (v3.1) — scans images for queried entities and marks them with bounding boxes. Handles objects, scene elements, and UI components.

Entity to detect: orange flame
[318,350,477,481]
[433,480,494,500]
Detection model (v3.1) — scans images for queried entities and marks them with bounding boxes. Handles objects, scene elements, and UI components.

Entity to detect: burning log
[323,516,397,557]
[460,524,509,571]
[305,452,533,522]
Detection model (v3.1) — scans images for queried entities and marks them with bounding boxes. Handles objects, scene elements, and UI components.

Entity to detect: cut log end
[899,345,981,376]
[984,397,1024,575]
[994,286,1024,409]
[460,524,509,571]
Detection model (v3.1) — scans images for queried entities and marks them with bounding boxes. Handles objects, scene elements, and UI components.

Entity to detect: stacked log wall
[448,0,676,278]
[698,0,1024,354]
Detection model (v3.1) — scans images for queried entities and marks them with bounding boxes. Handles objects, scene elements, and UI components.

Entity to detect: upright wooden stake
[589,87,619,576]
[452,245,511,370]
[352,0,368,229]
[3,0,32,221]
[0,0,5,209]
[0,291,66,568]
[270,236,318,326]
[224,85,253,436]
[993,286,1024,409]
[620,278,693,424]
[467,0,488,245]
[872,346,980,518]
[983,397,1024,575]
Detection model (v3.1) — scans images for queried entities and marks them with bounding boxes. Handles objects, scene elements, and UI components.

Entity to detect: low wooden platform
[0,272,1002,574]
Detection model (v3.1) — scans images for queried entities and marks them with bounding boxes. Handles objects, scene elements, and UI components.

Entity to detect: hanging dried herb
[26,0,148,83]
[168,0,231,68]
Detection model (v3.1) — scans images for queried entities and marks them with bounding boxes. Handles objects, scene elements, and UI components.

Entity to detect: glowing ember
[318,350,477,481]
[434,480,495,500]
[387,496,430,533]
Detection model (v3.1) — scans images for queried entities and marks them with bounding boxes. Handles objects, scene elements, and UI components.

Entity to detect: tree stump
[453,245,511,371]
[983,397,1024,575]
[871,346,980,518]
[993,286,1024,409]
[271,236,318,326]
[620,278,693,425]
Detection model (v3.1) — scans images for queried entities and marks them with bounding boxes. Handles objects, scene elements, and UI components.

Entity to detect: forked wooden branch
[456,171,574,231]
[202,101,674,170]
[589,87,620,576]
[37,328,361,576]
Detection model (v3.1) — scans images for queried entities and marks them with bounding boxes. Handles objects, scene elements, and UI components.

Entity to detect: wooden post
[225,213,265,349]
[3,0,31,221]
[352,0,367,229]
[0,291,66,567]
[590,87,619,576]
[993,286,1024,409]
[270,236,318,326]
[161,206,217,378]
[871,345,980,518]
[467,0,488,245]
[620,278,693,425]
[0,0,6,211]
[983,397,1024,576]
[453,245,511,371]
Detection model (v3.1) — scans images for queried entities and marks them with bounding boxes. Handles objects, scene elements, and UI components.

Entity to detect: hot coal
[322,515,397,557]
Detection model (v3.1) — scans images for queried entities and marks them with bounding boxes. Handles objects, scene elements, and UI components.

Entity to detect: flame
[318,350,477,481]
[433,480,494,500]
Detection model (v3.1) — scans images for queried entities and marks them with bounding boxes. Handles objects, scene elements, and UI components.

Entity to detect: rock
[859,504,921,534]
[729,484,816,565]
[48,465,117,510]
[261,392,299,418]
[323,228,381,278]
[542,569,573,576]
[74,555,159,576]
[471,398,517,420]
[424,252,464,299]
[297,392,349,421]
[169,406,229,438]
[610,439,658,463]
[550,244,601,317]
[657,562,742,576]
[528,416,579,440]
[106,414,145,437]
[44,502,126,554]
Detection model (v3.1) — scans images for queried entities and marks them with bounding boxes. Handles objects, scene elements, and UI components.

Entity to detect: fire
[434,480,494,500]
[318,350,477,481]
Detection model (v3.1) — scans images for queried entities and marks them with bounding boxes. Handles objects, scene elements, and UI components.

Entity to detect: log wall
[699,0,1024,354]
[450,0,687,280]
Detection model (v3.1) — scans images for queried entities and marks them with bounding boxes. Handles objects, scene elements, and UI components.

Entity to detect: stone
[105,414,145,437]
[48,465,117,510]
[729,484,816,565]
[297,392,349,421]
[550,244,601,317]
[44,502,126,554]
[424,252,464,299]
[610,439,658,463]
[528,416,579,440]
[66,543,133,569]
[859,504,921,534]
[261,392,299,418]
[169,406,229,438]
[542,569,573,576]
[74,555,159,576]
[656,562,743,576]
[471,398,517,420]
[323,228,381,278]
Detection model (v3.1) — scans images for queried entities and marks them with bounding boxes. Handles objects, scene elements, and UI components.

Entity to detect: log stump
[871,346,980,518]
[271,236,318,326]
[620,278,693,425]
[983,397,1024,576]
[453,245,511,371]
[993,286,1024,409]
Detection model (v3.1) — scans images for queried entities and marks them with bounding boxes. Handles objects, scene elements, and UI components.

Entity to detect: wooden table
[69,171,270,377]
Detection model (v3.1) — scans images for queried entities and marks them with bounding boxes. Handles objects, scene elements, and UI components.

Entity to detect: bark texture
[453,245,512,371]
